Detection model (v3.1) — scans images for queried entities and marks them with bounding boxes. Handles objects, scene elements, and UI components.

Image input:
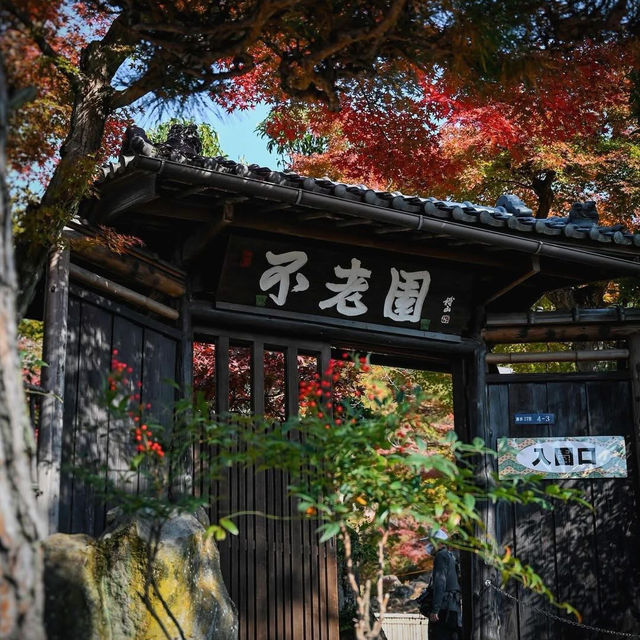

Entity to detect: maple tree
[3,0,640,315]
[261,41,640,224]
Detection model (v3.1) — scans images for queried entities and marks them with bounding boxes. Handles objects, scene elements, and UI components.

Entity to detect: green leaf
[318,522,341,543]
[219,517,239,536]
[206,524,227,541]
[130,453,144,470]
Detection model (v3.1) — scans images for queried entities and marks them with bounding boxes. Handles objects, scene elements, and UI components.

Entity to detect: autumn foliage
[257,42,640,224]
[3,0,640,314]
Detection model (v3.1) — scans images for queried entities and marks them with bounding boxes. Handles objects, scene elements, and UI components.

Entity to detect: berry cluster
[109,349,164,459]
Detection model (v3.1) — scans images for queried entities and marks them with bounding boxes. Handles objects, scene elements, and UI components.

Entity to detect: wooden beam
[181,203,233,263]
[66,230,186,297]
[228,211,508,268]
[69,264,179,320]
[486,348,628,364]
[131,199,214,221]
[483,323,640,343]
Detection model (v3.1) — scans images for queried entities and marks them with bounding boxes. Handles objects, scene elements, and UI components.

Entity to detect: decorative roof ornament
[495,194,533,217]
[568,201,599,227]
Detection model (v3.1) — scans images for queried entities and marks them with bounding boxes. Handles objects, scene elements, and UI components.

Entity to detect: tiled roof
[99,124,640,250]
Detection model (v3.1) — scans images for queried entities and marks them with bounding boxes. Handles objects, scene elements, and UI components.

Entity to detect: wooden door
[488,373,640,640]
[194,329,340,640]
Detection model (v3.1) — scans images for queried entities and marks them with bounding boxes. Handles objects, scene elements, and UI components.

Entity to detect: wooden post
[38,246,70,534]
[627,333,640,517]
[170,292,193,499]
[469,343,500,640]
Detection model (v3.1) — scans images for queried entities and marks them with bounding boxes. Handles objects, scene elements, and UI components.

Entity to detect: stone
[43,512,238,640]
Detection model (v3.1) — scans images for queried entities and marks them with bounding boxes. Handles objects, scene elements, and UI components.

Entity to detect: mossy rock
[44,512,238,640]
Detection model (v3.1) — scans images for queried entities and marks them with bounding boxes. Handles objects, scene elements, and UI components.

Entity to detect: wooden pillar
[627,333,640,515]
[468,343,500,640]
[171,292,193,499]
[38,246,70,534]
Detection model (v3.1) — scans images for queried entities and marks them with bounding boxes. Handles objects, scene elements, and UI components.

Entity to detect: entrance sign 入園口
[497,436,627,479]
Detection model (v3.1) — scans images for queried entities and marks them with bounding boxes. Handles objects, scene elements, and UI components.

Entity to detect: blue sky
[212,104,281,167]
[139,102,282,169]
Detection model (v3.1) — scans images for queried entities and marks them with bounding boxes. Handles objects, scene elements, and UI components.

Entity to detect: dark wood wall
[487,374,640,640]
[59,286,180,535]
[59,288,340,640]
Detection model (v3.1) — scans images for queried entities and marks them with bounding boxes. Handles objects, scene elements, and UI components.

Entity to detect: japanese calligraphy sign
[498,436,627,479]
[216,235,474,335]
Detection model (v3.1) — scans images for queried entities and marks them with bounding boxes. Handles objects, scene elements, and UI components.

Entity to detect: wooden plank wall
[59,288,179,535]
[60,287,339,638]
[198,333,340,640]
[488,375,640,640]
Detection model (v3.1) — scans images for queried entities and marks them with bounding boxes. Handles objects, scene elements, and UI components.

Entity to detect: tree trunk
[14,17,133,318]
[532,169,556,219]
[15,80,110,318]
[0,54,46,640]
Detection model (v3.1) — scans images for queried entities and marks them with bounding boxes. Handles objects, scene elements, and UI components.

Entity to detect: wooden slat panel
[174,295,193,497]
[267,465,278,639]
[547,382,597,640]
[215,336,232,600]
[318,534,329,640]
[140,328,177,496]
[107,317,144,509]
[508,382,554,640]
[286,347,304,638]
[251,342,268,640]
[488,384,519,638]
[318,345,337,640]
[587,380,640,634]
[199,334,341,639]
[73,301,113,535]
[325,536,340,640]
[300,354,319,640]
[58,297,82,533]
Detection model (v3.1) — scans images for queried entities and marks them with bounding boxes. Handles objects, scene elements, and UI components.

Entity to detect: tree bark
[15,80,110,318]
[532,170,556,219]
[0,54,46,640]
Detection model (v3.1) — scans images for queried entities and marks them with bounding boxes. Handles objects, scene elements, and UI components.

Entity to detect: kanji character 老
[319,258,371,317]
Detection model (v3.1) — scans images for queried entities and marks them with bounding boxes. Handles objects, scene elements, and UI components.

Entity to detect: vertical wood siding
[199,333,340,640]
[488,375,640,640]
[59,290,179,535]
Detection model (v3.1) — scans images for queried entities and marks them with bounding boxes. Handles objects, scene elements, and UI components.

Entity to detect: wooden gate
[487,372,640,639]
[193,328,340,640]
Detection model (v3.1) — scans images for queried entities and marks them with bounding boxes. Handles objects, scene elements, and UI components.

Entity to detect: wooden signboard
[498,436,628,479]
[216,235,475,336]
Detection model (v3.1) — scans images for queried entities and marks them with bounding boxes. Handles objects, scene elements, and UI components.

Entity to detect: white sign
[498,436,627,479]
